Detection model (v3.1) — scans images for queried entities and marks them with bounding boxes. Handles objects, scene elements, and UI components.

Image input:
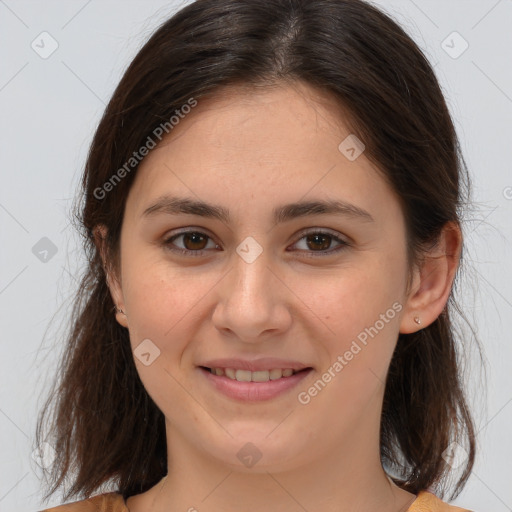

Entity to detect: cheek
[121,252,209,353]
[297,272,403,423]
[132,284,200,335]
[120,263,211,411]
[299,260,404,336]
[295,257,406,387]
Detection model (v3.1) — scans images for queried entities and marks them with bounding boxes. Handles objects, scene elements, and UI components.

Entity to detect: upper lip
[199,358,311,372]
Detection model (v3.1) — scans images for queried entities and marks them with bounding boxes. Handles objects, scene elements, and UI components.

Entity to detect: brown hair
[36,0,479,504]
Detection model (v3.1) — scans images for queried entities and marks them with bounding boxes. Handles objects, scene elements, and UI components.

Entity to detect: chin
[205,432,311,473]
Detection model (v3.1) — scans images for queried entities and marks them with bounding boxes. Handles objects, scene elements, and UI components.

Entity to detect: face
[107,82,415,473]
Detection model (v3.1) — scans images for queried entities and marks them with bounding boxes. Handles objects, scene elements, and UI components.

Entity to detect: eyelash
[162,228,350,258]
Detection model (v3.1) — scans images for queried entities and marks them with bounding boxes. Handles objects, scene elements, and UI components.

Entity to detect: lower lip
[198,367,313,402]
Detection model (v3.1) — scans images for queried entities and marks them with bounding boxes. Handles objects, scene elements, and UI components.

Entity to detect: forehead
[124,82,397,225]
[137,81,359,171]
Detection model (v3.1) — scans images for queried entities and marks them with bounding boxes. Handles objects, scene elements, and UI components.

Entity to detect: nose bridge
[230,243,274,309]
[212,241,289,338]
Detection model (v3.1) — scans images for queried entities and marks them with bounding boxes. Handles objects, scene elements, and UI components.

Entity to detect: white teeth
[209,367,299,382]
[225,368,236,379]
[235,369,252,382]
[269,368,283,380]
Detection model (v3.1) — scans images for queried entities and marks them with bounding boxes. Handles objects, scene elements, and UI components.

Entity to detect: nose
[211,247,292,343]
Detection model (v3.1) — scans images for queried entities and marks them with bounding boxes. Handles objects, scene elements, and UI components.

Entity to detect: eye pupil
[306,234,331,251]
[184,232,208,250]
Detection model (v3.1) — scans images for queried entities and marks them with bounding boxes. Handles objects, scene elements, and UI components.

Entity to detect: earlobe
[113,305,129,328]
[399,222,462,334]
[93,224,128,328]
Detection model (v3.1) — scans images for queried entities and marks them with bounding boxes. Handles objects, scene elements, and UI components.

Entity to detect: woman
[36,0,479,510]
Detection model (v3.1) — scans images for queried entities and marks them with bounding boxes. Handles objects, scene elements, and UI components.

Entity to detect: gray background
[1,1,511,510]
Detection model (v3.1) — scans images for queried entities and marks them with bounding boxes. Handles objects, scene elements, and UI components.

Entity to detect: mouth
[198,365,314,402]
[200,366,311,382]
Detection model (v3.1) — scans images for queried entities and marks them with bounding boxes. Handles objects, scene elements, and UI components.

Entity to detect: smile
[198,366,313,401]
[205,367,302,381]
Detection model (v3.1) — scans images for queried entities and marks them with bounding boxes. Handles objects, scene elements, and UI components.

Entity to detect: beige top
[39,490,473,511]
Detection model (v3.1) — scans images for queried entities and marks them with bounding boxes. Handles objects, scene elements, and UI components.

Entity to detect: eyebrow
[141,195,374,224]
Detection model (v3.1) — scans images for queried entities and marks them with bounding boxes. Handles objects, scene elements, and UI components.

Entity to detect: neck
[132,427,416,512]
[125,387,417,512]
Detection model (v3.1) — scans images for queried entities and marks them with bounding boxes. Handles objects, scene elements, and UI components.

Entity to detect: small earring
[414,316,421,325]
[114,305,125,315]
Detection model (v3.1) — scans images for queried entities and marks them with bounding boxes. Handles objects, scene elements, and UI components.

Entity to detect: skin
[97,81,462,512]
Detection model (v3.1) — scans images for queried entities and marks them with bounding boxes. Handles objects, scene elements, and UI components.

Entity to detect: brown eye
[162,228,350,258]
[163,230,219,256]
[304,233,332,251]
[291,229,350,257]
[181,232,209,250]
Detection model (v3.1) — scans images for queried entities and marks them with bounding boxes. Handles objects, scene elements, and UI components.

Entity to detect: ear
[93,224,128,328]
[399,222,462,334]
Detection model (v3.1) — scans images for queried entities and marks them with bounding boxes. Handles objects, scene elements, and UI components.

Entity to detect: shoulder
[409,490,474,512]
[38,492,127,512]
[37,490,476,512]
